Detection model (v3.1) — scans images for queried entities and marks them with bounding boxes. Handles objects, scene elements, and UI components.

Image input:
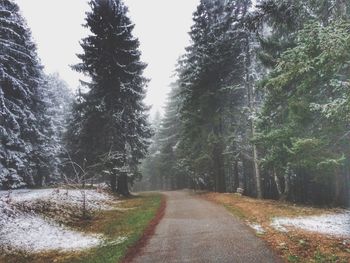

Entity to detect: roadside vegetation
[0,192,163,263]
[201,192,350,263]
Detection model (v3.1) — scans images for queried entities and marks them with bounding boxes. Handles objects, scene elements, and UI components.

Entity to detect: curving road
[132,191,282,263]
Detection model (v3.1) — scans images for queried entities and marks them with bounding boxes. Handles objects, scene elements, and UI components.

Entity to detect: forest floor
[200,192,350,263]
[0,188,163,263]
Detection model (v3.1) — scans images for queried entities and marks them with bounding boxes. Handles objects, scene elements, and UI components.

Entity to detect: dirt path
[132,191,282,263]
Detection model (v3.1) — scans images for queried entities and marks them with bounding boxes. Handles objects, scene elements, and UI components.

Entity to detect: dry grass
[202,192,350,263]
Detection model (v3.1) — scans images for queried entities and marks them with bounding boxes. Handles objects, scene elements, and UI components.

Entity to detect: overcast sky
[15,0,199,116]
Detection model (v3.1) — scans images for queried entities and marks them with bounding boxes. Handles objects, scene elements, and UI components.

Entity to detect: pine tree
[250,0,350,204]
[43,73,73,181]
[0,0,53,189]
[177,0,261,193]
[139,112,162,190]
[69,0,152,195]
[257,20,350,205]
[253,0,350,68]
[157,84,186,190]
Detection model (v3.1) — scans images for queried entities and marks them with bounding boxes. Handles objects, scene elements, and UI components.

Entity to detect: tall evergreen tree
[0,0,55,189]
[158,84,186,190]
[257,21,350,205]
[177,0,260,193]
[69,0,152,195]
[138,84,187,192]
[43,73,73,181]
[251,0,350,204]
[138,112,162,190]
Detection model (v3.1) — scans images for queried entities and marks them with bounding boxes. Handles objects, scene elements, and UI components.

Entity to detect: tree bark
[274,168,290,201]
[117,172,130,196]
[274,169,283,198]
[333,170,343,206]
[233,160,239,192]
[110,174,117,192]
[238,159,245,191]
[252,139,262,198]
[283,172,290,200]
[245,35,262,199]
[214,141,226,193]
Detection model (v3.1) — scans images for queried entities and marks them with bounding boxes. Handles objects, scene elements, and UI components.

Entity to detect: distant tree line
[0,0,152,196]
[140,0,350,206]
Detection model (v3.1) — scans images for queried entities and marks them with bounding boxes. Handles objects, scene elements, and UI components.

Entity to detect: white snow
[247,222,265,235]
[0,214,102,252]
[249,0,258,13]
[0,188,121,252]
[0,188,115,210]
[271,211,350,237]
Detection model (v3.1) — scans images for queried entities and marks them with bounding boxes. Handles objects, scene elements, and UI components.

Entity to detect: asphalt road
[132,191,282,263]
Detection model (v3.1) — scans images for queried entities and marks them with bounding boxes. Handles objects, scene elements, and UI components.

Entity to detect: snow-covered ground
[247,222,265,235]
[0,214,102,252]
[0,188,119,252]
[271,211,350,238]
[0,188,114,210]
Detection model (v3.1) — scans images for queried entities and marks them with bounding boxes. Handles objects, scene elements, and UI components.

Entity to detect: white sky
[15,0,199,116]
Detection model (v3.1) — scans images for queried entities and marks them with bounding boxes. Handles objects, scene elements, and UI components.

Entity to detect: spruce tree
[178,0,255,193]
[257,21,350,205]
[158,85,184,190]
[251,0,350,204]
[139,112,162,190]
[0,0,54,188]
[70,0,151,195]
[43,73,73,181]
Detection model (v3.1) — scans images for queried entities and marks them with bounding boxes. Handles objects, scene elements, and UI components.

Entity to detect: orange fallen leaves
[202,193,350,263]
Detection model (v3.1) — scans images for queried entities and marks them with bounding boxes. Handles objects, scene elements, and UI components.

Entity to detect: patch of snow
[0,188,121,252]
[0,213,102,252]
[270,220,289,233]
[0,188,115,210]
[247,222,265,235]
[249,0,258,13]
[271,211,350,237]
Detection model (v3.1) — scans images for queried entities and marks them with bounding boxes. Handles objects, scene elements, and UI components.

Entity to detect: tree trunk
[253,141,262,198]
[274,169,283,198]
[117,172,130,196]
[283,172,290,201]
[244,34,262,199]
[238,159,245,192]
[233,160,239,192]
[34,165,46,187]
[346,162,350,207]
[249,91,262,198]
[214,142,226,193]
[333,170,343,206]
[274,168,289,201]
[110,174,117,192]
[216,163,226,193]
